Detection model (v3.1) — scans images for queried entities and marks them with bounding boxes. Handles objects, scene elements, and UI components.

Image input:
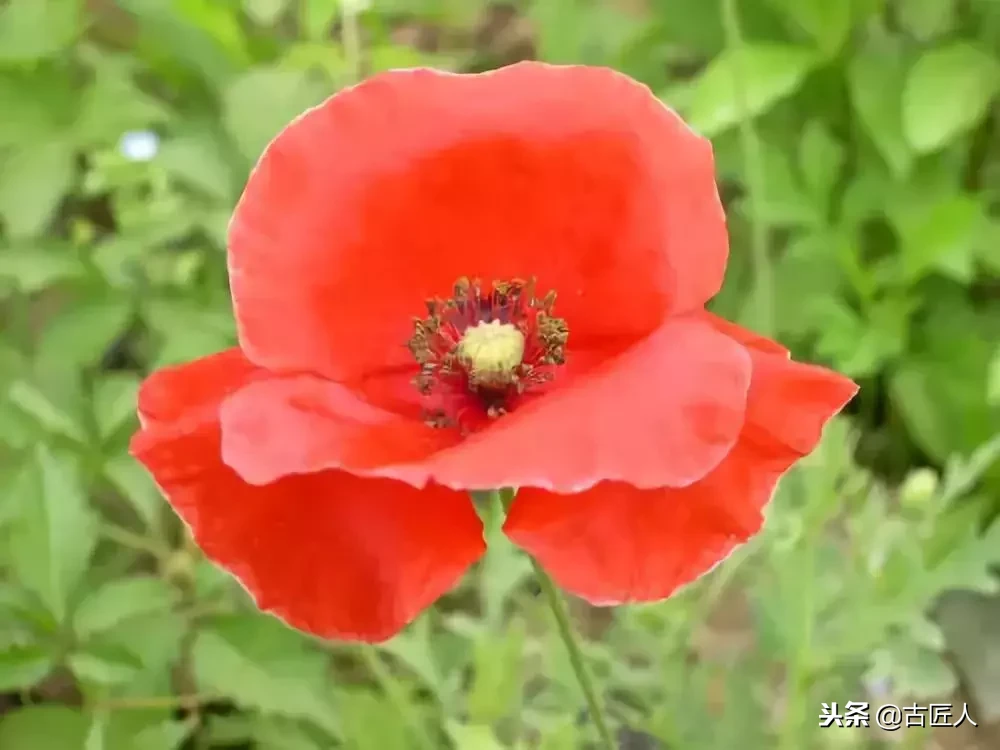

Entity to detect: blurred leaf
[223,67,330,162]
[9,447,98,621]
[798,121,843,207]
[0,0,81,62]
[93,373,141,442]
[158,131,236,202]
[0,707,89,747]
[896,195,983,282]
[848,48,913,176]
[7,379,87,442]
[337,690,412,750]
[300,0,341,41]
[685,45,815,137]
[897,0,955,40]
[0,646,54,692]
[102,454,164,532]
[73,577,176,638]
[902,44,1000,153]
[192,616,340,738]
[245,0,291,26]
[0,243,86,293]
[446,722,506,750]
[69,643,144,686]
[467,619,525,724]
[0,139,75,238]
[768,0,851,55]
[867,641,957,700]
[35,295,133,374]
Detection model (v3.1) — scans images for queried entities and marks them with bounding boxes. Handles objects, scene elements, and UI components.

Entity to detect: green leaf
[8,447,98,621]
[223,67,329,162]
[245,0,290,26]
[73,577,176,638]
[768,0,851,55]
[0,139,75,239]
[798,121,843,206]
[0,707,89,747]
[0,0,82,62]
[897,0,955,40]
[0,646,54,692]
[466,620,525,725]
[68,643,144,686]
[0,243,87,293]
[92,373,141,442]
[337,690,412,750]
[848,48,913,176]
[902,44,1000,153]
[7,379,87,442]
[685,45,815,137]
[35,295,132,375]
[192,616,340,738]
[896,195,983,282]
[102,455,164,532]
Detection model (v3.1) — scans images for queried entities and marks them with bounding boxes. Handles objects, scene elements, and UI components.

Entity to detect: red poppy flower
[131,62,857,642]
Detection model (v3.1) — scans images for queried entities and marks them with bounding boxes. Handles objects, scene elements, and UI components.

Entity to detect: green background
[1,0,999,748]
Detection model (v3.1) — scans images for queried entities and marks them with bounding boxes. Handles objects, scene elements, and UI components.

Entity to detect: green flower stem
[531,558,617,750]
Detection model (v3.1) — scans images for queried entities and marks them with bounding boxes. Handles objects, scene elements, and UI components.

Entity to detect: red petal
[504,343,856,604]
[420,315,751,491]
[697,311,789,356]
[136,348,265,431]
[220,374,458,487]
[229,63,727,380]
[130,357,484,642]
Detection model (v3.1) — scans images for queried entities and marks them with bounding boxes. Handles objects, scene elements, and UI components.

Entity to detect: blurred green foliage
[1,0,999,748]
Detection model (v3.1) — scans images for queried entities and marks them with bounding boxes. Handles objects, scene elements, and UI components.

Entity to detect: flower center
[406,277,568,430]
[457,320,526,389]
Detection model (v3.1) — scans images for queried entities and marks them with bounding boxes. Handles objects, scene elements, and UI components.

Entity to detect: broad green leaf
[7,379,87,442]
[897,0,955,40]
[685,45,815,137]
[902,44,1000,153]
[158,132,236,202]
[0,707,89,747]
[192,616,340,737]
[0,0,81,62]
[0,139,75,239]
[35,295,133,375]
[466,620,525,725]
[92,373,141,442]
[897,196,983,282]
[798,121,843,207]
[301,0,341,41]
[0,646,54,692]
[68,643,144,686]
[8,447,98,621]
[73,577,176,638]
[337,690,412,750]
[445,722,506,750]
[0,243,86,293]
[245,0,290,25]
[768,0,851,55]
[102,455,164,532]
[848,49,913,176]
[223,67,329,162]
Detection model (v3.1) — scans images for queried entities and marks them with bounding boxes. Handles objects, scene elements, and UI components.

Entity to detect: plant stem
[720,0,775,336]
[359,645,437,750]
[531,558,616,750]
[340,0,363,83]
